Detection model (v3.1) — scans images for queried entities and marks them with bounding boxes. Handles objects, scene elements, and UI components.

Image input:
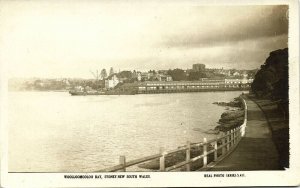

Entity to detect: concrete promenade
[206,95,280,171]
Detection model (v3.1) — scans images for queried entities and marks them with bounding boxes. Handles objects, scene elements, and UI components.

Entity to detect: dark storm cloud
[165,5,288,48]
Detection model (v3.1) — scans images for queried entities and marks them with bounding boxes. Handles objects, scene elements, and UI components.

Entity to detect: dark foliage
[251,48,288,101]
[167,69,187,81]
[187,71,207,81]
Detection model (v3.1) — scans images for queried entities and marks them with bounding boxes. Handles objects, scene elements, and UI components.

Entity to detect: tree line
[251,48,288,101]
[251,48,288,120]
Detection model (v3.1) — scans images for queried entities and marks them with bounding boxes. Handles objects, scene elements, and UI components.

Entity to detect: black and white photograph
[0,0,299,187]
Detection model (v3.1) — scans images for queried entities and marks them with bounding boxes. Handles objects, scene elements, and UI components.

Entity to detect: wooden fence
[98,97,247,172]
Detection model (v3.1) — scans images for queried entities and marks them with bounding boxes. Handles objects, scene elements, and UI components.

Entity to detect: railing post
[226,131,230,151]
[214,140,218,161]
[240,126,242,140]
[242,123,246,137]
[221,132,226,155]
[240,125,243,138]
[159,147,165,171]
[186,141,191,171]
[241,125,244,139]
[119,155,126,172]
[203,138,207,168]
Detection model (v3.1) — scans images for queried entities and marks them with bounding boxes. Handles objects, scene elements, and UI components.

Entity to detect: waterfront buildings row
[102,63,254,89]
[135,78,253,94]
[9,63,256,92]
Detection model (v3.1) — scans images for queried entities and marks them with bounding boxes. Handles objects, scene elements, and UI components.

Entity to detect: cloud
[117,34,288,70]
[163,5,288,48]
[0,2,289,78]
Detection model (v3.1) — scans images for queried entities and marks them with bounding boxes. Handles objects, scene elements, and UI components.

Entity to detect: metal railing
[98,97,247,172]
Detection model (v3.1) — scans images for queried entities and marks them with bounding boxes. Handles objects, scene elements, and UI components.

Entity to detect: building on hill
[137,72,142,81]
[156,74,173,82]
[192,64,206,72]
[105,75,119,89]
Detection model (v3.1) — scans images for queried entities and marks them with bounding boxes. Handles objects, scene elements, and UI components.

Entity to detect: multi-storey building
[192,64,206,72]
[136,78,253,94]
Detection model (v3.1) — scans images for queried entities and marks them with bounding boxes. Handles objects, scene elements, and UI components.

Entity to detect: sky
[0,1,288,78]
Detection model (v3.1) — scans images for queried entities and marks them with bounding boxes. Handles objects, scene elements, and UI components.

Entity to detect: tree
[247,69,259,79]
[100,69,107,79]
[132,70,137,77]
[251,48,288,98]
[148,70,156,74]
[109,67,114,76]
[187,71,207,81]
[118,71,132,79]
[167,69,187,81]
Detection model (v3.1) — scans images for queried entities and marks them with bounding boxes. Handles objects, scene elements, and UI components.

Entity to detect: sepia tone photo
[0,0,299,187]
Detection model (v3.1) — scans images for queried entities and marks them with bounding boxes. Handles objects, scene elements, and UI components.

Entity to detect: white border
[1,0,299,187]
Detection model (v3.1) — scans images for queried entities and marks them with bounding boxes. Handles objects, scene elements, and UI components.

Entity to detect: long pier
[115,80,253,95]
[96,97,248,172]
[136,80,251,94]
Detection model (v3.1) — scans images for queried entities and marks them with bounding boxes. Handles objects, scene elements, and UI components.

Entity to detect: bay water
[8,91,244,172]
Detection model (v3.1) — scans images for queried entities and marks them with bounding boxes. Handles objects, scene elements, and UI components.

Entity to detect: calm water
[8,91,243,172]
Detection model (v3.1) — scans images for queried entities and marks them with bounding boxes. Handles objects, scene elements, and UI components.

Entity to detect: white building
[233,71,241,76]
[105,75,119,89]
[166,75,173,82]
[225,78,253,84]
[157,74,173,82]
[137,72,142,81]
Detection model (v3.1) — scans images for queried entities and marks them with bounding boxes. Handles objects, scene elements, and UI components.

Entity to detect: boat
[69,89,136,96]
[69,88,108,95]
[69,90,87,96]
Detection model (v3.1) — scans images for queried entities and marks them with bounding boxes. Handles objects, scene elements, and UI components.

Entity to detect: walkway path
[205,96,280,171]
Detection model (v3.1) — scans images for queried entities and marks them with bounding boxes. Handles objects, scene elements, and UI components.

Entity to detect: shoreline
[204,97,245,134]
[8,89,249,95]
[138,95,246,171]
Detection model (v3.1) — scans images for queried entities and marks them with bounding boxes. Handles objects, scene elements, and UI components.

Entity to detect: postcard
[0,0,299,187]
